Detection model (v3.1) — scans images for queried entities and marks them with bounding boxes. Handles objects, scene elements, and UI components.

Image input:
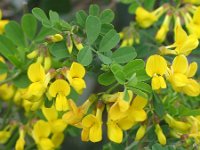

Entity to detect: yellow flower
[51,132,64,148]
[62,98,93,127]
[155,124,166,145]
[81,103,104,142]
[15,128,25,150]
[146,55,167,90]
[22,99,43,112]
[155,14,171,43]
[48,79,70,111]
[135,6,166,28]
[165,25,199,56]
[108,91,133,121]
[66,62,86,94]
[167,55,200,96]
[42,105,67,133]
[0,131,11,144]
[187,7,200,38]
[23,63,50,102]
[0,84,14,101]
[32,120,54,150]
[107,119,123,143]
[107,95,147,143]
[0,124,15,144]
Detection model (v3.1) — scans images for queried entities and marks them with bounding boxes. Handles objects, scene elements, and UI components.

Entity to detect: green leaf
[32,7,51,27]
[86,15,101,44]
[99,29,120,52]
[49,41,70,59]
[128,87,148,99]
[178,105,200,116]
[0,62,8,74]
[100,9,115,23]
[5,21,25,47]
[77,47,93,66]
[76,10,87,27]
[128,2,140,14]
[153,92,165,117]
[112,47,137,64]
[130,82,152,95]
[0,36,21,66]
[60,20,71,30]
[123,59,145,78]
[89,4,100,16]
[152,143,165,150]
[120,0,134,4]
[49,10,60,25]
[144,0,156,11]
[97,52,112,64]
[111,64,126,84]
[136,69,150,81]
[21,14,37,40]
[98,71,115,86]
[13,73,30,88]
[101,23,114,34]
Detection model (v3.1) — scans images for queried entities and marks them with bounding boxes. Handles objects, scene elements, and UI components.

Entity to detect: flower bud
[155,124,166,145]
[27,50,38,59]
[44,56,52,71]
[135,125,146,141]
[66,33,73,54]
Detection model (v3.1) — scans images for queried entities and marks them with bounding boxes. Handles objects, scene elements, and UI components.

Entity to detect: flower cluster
[135,1,200,43]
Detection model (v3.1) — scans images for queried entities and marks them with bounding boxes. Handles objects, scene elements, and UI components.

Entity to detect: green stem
[106,83,119,94]
[0,70,21,85]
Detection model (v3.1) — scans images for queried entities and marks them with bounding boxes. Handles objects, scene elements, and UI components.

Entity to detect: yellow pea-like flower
[48,79,70,111]
[66,62,86,94]
[135,7,157,28]
[168,55,200,96]
[0,124,15,144]
[0,131,11,144]
[51,132,64,148]
[0,84,14,101]
[81,103,104,142]
[42,105,67,133]
[166,25,199,56]
[108,91,133,121]
[146,55,167,90]
[155,124,166,145]
[135,5,167,28]
[107,119,123,143]
[135,125,146,141]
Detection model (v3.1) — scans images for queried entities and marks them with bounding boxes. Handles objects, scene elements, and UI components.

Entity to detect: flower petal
[172,55,188,74]
[49,79,70,97]
[28,63,45,82]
